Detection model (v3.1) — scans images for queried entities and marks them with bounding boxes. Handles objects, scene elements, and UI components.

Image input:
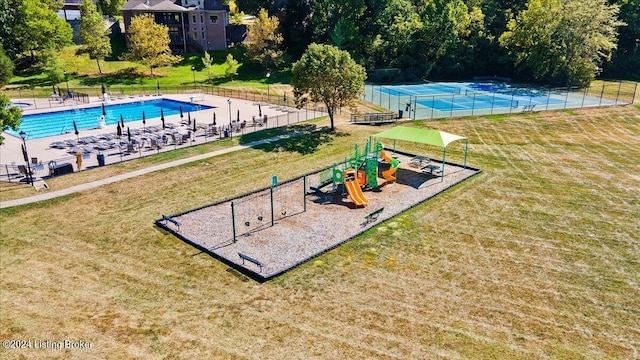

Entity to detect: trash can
[398,110,404,118]
[224,129,229,138]
[97,153,105,167]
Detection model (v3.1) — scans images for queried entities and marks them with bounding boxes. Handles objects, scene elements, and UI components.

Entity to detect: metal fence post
[231,201,236,243]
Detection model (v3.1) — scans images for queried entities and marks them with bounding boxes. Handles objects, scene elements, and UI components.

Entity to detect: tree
[0,45,14,86]
[14,0,72,63]
[291,44,366,130]
[97,0,125,17]
[201,51,214,83]
[44,49,64,88]
[499,0,623,86]
[122,14,182,75]
[0,94,22,145]
[79,0,111,74]
[245,8,284,70]
[228,1,245,25]
[224,53,239,79]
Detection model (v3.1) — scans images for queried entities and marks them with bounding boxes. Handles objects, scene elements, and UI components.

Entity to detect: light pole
[227,99,232,140]
[266,72,271,103]
[63,70,70,97]
[191,66,196,90]
[19,131,33,186]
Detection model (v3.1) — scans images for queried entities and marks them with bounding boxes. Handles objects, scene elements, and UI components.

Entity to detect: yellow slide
[380,150,399,182]
[345,178,369,207]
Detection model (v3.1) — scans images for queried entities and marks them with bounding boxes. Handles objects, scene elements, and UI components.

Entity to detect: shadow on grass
[80,68,148,87]
[240,124,340,155]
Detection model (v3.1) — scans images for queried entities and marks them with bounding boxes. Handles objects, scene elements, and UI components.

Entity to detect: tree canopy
[12,0,72,64]
[238,0,633,84]
[79,0,112,74]
[499,0,623,86]
[0,94,22,145]
[245,8,284,71]
[0,45,14,86]
[291,44,366,130]
[121,14,181,75]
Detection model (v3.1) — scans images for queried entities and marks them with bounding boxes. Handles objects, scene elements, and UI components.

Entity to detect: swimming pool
[9,99,213,140]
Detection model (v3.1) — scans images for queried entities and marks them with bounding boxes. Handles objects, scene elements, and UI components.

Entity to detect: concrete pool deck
[1,93,325,180]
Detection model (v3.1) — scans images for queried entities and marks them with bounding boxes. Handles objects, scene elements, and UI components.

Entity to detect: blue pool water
[9,99,213,140]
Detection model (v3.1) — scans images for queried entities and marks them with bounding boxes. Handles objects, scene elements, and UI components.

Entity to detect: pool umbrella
[258,104,262,117]
[193,118,197,133]
[213,112,216,126]
[188,112,191,126]
[127,127,131,143]
[237,109,240,122]
[142,111,146,130]
[156,80,160,91]
[117,122,122,137]
[52,85,56,94]
[101,84,106,94]
[283,92,287,102]
[101,103,106,116]
[179,105,183,119]
[73,120,79,140]
[120,114,124,127]
[160,109,165,129]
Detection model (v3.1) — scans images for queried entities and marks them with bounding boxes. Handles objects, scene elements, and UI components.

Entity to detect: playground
[157,128,481,280]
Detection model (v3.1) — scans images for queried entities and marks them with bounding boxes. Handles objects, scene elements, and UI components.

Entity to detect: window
[200,14,204,23]
[192,14,197,23]
[193,32,198,39]
[209,15,218,24]
[202,31,205,39]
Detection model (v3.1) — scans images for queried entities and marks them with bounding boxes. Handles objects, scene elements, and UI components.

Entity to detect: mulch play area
[156,150,481,281]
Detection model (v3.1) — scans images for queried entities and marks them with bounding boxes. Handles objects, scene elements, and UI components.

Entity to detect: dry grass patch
[1,105,639,359]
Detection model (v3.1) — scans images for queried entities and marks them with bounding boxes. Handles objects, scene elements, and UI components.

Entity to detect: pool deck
[1,94,323,177]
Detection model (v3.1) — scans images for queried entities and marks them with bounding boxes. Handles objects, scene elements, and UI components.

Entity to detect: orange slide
[345,178,369,207]
[380,150,399,182]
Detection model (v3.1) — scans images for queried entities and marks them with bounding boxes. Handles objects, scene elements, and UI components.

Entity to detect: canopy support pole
[464,138,468,169]
[441,148,446,182]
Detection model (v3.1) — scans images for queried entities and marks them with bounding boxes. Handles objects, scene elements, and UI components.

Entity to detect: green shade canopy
[374,126,466,148]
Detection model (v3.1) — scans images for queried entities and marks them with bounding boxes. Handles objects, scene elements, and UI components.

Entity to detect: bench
[350,112,397,125]
[364,207,384,224]
[162,215,181,232]
[238,252,264,272]
[422,164,441,174]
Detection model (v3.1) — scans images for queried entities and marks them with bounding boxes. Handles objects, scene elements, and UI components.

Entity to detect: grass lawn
[8,43,291,95]
[1,105,639,358]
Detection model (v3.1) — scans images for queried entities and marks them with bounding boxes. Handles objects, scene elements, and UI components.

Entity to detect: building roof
[202,0,228,11]
[122,0,228,12]
[122,0,186,12]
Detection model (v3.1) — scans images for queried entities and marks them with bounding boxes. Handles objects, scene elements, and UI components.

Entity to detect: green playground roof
[373,126,466,148]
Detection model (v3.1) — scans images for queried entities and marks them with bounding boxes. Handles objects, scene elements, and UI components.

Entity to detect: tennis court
[362,80,635,120]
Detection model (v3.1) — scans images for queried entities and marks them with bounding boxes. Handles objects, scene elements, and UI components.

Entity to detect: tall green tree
[201,51,214,83]
[13,0,72,63]
[0,45,14,86]
[604,0,640,79]
[291,44,366,130]
[97,0,125,17]
[245,8,284,70]
[79,0,112,74]
[121,14,182,76]
[499,0,623,86]
[0,94,22,145]
[224,53,239,79]
[0,0,21,61]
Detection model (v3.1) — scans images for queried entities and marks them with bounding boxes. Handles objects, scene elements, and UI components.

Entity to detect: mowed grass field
[1,105,639,359]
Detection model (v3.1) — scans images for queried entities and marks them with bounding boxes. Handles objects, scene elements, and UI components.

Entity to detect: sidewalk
[0,132,303,209]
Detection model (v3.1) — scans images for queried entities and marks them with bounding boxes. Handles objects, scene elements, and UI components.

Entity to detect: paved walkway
[0,132,302,209]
